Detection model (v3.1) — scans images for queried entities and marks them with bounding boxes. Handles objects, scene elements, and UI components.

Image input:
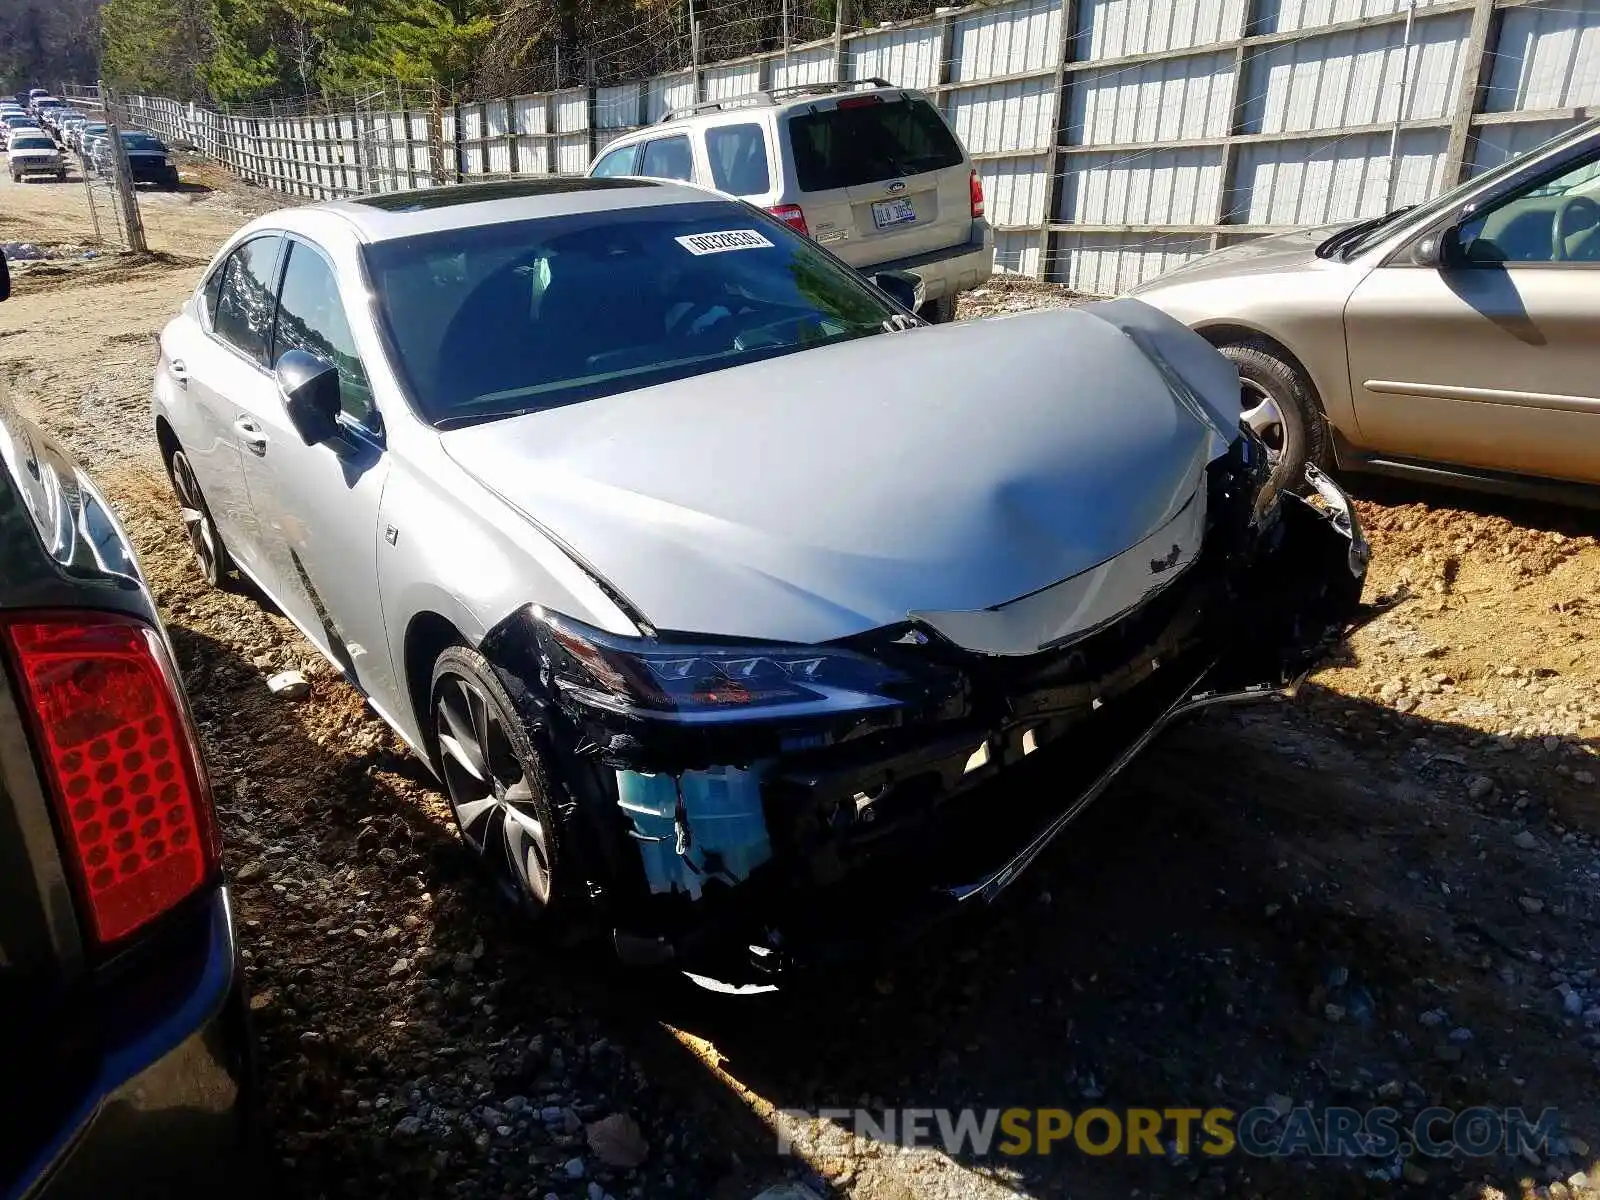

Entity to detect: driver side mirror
[868,268,925,315]
[275,349,341,446]
[1415,225,1467,270]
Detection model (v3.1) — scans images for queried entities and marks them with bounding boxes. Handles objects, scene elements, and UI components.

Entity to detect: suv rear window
[788,96,963,192]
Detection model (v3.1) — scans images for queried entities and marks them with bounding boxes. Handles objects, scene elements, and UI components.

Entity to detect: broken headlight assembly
[530,608,909,722]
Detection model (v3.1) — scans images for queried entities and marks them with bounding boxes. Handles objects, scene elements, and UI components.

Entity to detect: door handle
[168,358,188,386]
[235,417,268,455]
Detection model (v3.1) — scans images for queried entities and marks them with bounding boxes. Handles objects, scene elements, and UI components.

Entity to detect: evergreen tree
[100,0,212,98]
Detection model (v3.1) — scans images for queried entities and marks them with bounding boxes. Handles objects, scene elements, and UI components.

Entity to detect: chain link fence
[63,0,1600,289]
[57,90,148,254]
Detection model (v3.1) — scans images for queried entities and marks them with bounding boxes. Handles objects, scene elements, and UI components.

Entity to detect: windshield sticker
[674,229,774,255]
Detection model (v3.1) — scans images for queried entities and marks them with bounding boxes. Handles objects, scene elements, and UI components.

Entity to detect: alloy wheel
[433,672,552,907]
[1240,377,1287,462]
[170,452,221,583]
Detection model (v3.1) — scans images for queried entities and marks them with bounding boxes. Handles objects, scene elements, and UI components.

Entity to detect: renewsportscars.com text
[775,1105,1561,1160]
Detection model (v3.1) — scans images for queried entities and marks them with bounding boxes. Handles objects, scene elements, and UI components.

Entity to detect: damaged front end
[481,438,1370,989]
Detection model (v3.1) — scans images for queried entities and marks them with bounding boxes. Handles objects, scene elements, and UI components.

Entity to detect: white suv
[589,80,992,322]
[8,130,65,182]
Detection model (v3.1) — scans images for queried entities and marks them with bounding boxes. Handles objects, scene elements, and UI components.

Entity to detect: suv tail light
[767,204,809,237]
[3,612,219,947]
[970,169,985,219]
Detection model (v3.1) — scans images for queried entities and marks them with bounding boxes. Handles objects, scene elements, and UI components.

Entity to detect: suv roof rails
[654,77,900,124]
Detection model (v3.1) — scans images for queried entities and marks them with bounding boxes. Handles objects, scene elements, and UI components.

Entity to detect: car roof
[298,176,726,242]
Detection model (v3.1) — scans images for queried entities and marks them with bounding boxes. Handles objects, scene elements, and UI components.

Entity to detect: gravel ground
[2,160,1597,1200]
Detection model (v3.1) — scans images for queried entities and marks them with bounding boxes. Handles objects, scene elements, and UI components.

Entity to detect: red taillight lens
[3,613,218,946]
[836,95,885,109]
[970,168,985,219]
[767,204,809,237]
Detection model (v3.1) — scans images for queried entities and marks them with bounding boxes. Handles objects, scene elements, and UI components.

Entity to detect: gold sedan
[1134,117,1600,505]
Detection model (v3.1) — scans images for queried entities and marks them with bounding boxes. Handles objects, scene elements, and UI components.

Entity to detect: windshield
[363,200,898,426]
[788,97,964,191]
[1339,122,1598,258]
[122,133,165,151]
[12,137,53,150]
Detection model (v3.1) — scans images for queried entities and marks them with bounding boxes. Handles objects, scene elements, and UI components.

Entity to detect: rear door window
[705,123,771,196]
[202,261,227,326]
[788,97,964,192]
[592,143,640,177]
[212,236,285,366]
[639,135,694,182]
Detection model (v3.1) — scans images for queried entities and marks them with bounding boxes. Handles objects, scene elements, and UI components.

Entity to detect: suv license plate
[871,197,917,229]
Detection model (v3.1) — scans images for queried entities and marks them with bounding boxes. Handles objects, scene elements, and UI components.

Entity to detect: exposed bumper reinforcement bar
[945,668,1293,907]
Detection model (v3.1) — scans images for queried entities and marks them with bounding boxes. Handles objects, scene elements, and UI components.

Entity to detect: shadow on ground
[635,682,1599,1199]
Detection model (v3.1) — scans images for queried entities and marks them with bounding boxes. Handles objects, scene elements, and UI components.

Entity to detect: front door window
[1457,151,1600,264]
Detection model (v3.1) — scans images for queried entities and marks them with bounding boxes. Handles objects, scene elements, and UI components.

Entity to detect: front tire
[166,448,234,587]
[430,645,567,921]
[1218,340,1330,496]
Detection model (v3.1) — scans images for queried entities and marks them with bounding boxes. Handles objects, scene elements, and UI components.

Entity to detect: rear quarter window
[788,96,964,192]
[705,123,771,196]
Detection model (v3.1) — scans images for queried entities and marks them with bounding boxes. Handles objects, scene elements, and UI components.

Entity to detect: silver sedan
[153,178,1367,987]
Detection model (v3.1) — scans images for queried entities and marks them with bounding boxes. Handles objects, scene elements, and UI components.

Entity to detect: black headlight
[530,608,908,723]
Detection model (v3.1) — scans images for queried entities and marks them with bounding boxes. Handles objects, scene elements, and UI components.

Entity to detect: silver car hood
[442,301,1240,649]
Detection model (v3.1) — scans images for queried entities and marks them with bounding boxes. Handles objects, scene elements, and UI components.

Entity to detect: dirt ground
[3,159,1598,1200]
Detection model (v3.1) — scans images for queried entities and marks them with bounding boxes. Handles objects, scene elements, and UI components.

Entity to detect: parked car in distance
[3,113,41,149]
[0,248,258,1198]
[91,130,179,188]
[78,122,109,158]
[1134,116,1600,506]
[8,131,67,182]
[588,80,992,323]
[151,177,1369,990]
[58,112,88,148]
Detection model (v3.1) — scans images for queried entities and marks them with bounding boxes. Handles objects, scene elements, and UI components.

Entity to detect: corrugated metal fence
[71,0,1600,291]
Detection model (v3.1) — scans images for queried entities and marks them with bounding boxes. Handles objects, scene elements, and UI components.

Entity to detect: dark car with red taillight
[0,249,257,1199]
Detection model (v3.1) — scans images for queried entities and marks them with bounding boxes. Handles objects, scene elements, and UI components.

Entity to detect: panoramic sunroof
[353,177,658,212]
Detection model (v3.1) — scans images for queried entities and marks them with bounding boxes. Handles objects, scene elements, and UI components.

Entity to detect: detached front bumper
[492,458,1370,989]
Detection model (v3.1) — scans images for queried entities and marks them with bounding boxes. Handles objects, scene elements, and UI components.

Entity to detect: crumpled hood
[442,301,1240,646]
